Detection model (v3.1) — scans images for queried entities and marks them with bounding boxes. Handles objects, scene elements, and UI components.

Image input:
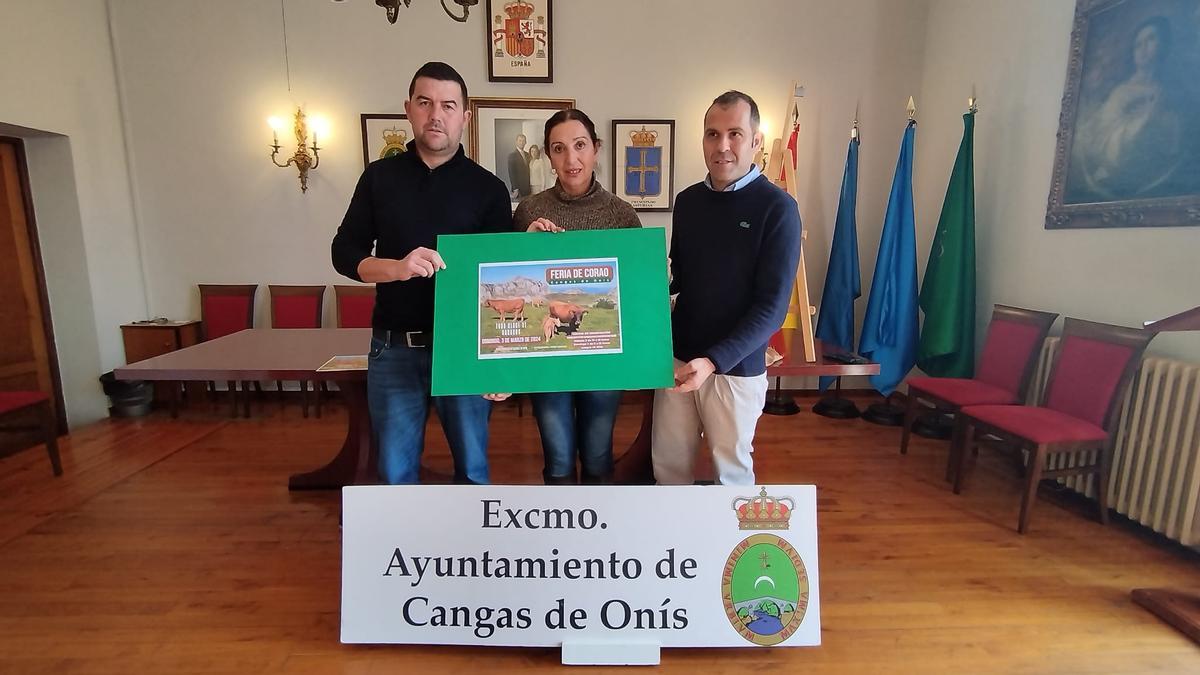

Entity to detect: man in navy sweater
[652,91,802,485]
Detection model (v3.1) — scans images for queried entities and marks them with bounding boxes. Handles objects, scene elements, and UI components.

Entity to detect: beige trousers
[651,362,769,485]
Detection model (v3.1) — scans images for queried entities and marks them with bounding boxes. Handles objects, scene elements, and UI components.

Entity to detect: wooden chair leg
[953,419,976,494]
[228,380,238,418]
[276,381,285,409]
[301,381,310,419]
[40,401,63,477]
[900,394,919,455]
[1018,444,1048,535]
[242,381,252,418]
[1096,446,1113,526]
[947,415,966,483]
[315,381,324,419]
[168,381,180,419]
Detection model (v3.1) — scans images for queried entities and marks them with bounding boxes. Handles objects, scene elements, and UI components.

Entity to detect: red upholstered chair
[198,284,258,417]
[333,285,375,328]
[199,284,257,341]
[900,305,1059,477]
[269,285,326,418]
[0,391,62,476]
[951,318,1155,534]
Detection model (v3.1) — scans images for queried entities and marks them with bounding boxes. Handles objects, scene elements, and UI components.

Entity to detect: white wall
[27,0,1186,413]
[915,0,1200,363]
[0,0,146,425]
[107,0,929,346]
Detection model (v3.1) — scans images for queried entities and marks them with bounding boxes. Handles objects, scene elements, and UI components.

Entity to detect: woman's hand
[527,218,564,233]
[482,393,512,402]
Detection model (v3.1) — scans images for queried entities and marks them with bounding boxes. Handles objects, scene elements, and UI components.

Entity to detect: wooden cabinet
[121,321,201,364]
[120,321,202,411]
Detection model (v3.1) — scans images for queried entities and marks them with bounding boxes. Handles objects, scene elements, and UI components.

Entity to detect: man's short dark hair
[408,61,469,106]
[709,90,760,131]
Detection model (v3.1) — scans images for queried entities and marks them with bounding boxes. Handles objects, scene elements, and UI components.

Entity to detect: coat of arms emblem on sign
[722,487,810,646]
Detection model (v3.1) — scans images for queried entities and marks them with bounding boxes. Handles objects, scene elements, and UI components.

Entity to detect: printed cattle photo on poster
[1046,0,1200,229]
[477,258,622,359]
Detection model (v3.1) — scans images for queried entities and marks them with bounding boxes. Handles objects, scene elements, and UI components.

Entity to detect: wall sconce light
[270,107,323,193]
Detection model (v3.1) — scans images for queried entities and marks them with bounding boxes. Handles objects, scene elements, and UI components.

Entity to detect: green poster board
[431,228,674,396]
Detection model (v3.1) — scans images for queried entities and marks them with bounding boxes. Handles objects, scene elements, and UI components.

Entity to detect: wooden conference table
[114,328,879,488]
[115,328,374,490]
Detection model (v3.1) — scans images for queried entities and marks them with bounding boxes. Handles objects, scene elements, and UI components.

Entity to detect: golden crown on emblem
[382,126,408,145]
[629,126,658,147]
[731,487,795,530]
[504,1,535,19]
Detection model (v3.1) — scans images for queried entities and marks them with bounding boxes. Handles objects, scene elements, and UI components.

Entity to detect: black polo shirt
[331,142,511,332]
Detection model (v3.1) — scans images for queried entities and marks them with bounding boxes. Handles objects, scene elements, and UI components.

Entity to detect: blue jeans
[366,336,491,484]
[530,390,623,483]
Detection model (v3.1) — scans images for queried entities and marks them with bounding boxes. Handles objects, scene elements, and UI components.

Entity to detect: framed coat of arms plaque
[611,119,676,212]
[486,0,553,83]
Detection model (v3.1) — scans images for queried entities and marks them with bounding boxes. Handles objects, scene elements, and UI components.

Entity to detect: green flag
[917,111,976,377]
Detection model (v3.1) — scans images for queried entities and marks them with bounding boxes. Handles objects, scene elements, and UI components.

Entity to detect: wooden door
[0,137,64,431]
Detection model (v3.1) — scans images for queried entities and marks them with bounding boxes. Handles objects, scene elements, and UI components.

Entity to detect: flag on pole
[917,111,977,377]
[816,135,861,392]
[775,121,803,336]
[777,122,799,182]
[859,120,919,396]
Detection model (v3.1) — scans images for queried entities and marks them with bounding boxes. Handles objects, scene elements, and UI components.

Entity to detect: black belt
[373,328,431,348]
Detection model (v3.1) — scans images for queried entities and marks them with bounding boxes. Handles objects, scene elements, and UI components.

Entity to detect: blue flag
[816,137,861,392]
[859,121,919,396]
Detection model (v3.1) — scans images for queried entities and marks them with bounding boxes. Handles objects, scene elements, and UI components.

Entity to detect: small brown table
[764,335,881,415]
[120,320,202,414]
[115,328,374,490]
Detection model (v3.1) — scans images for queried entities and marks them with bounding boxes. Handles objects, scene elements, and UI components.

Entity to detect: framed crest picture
[360,113,413,167]
[486,0,553,83]
[1045,0,1200,229]
[611,119,675,212]
[469,96,574,209]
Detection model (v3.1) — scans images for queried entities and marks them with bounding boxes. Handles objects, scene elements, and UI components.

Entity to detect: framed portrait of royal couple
[1046,0,1200,229]
[468,97,575,209]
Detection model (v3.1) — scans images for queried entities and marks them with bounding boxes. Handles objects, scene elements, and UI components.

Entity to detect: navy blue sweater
[669,175,802,376]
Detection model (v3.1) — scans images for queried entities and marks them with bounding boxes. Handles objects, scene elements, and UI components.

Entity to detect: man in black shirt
[331,62,511,484]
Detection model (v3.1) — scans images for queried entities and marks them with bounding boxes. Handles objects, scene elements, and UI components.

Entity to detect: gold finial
[968,84,978,114]
[851,100,860,140]
[906,96,917,121]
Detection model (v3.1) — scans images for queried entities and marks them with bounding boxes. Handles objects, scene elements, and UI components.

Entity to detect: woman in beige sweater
[512,109,640,483]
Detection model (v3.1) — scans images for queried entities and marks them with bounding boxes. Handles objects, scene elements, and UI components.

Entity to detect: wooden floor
[0,395,1197,674]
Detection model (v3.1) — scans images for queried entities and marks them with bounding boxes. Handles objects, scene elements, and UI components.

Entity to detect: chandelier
[375,0,479,24]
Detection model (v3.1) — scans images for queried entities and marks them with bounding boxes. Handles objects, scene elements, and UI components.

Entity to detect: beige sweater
[512,177,642,231]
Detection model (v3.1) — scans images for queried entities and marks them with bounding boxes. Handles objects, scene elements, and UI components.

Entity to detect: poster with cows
[478,258,622,358]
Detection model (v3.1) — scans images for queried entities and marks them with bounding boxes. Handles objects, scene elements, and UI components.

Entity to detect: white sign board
[341,485,820,648]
